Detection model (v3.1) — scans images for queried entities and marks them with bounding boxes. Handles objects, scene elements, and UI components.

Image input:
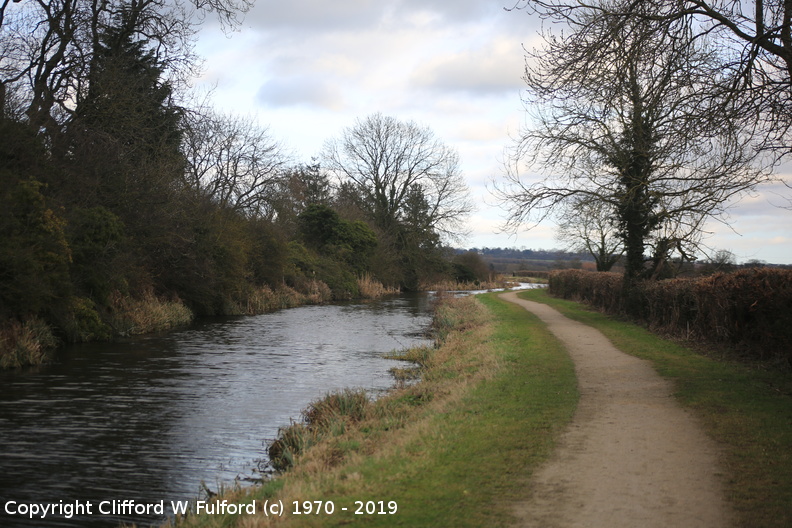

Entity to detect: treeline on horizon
[471,247,792,275]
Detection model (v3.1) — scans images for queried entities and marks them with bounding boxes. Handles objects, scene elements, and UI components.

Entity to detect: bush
[0,176,72,318]
[57,296,113,342]
[548,270,624,313]
[67,206,125,301]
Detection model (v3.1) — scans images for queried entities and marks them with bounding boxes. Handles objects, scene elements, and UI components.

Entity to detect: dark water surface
[0,294,433,527]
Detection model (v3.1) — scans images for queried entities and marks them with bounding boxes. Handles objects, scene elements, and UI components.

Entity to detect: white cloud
[190,0,792,262]
[411,38,525,96]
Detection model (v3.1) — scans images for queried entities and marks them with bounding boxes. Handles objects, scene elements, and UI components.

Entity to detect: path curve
[500,291,731,528]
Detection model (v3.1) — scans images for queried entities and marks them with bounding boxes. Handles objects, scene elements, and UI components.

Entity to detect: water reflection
[0,294,432,528]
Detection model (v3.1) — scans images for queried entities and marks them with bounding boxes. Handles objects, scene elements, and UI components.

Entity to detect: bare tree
[699,248,737,274]
[555,197,623,272]
[495,4,774,282]
[323,113,473,243]
[181,109,289,218]
[0,0,252,136]
[509,0,792,159]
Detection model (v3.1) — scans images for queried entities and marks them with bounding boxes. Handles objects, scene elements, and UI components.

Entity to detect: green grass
[165,293,578,528]
[306,294,577,528]
[519,288,792,528]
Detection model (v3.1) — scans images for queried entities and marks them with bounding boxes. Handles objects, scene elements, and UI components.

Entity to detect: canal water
[0,294,434,528]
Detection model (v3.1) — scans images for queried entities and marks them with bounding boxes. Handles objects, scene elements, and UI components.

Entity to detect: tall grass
[109,290,194,336]
[267,389,371,472]
[419,276,519,292]
[234,282,334,316]
[356,274,400,299]
[0,316,57,368]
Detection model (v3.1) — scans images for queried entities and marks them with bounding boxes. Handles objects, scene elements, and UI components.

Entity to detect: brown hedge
[548,268,792,364]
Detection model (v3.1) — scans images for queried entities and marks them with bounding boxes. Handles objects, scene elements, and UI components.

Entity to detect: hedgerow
[549,268,792,364]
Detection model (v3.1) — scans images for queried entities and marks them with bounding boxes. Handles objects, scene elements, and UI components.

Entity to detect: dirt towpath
[500,291,732,528]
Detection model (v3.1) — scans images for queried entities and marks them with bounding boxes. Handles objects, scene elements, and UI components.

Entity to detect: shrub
[58,296,113,342]
[66,206,125,300]
[0,176,72,318]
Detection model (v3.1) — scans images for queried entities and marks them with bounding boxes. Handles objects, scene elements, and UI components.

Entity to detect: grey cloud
[398,0,498,22]
[243,0,386,32]
[240,0,538,34]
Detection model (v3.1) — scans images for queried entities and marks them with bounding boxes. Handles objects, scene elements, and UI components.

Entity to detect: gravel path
[500,291,732,528]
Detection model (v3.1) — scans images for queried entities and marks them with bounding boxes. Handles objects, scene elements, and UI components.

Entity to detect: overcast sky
[193,0,792,265]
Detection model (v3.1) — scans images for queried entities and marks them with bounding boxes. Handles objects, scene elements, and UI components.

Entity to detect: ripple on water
[0,294,432,528]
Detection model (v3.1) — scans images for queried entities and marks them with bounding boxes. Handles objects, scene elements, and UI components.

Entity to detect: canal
[0,293,434,527]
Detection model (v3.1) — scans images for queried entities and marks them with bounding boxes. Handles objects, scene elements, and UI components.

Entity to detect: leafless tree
[555,197,623,272]
[700,248,738,273]
[323,113,473,243]
[495,3,775,281]
[181,109,289,218]
[509,0,792,159]
[0,0,251,135]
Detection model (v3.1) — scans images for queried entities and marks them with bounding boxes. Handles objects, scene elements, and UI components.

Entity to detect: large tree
[324,113,473,288]
[63,11,184,211]
[495,4,774,282]
[181,108,288,219]
[510,0,792,159]
[324,113,473,243]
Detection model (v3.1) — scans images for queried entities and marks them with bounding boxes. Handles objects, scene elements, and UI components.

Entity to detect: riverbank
[159,288,792,528]
[0,276,400,370]
[160,291,578,527]
[1,274,536,370]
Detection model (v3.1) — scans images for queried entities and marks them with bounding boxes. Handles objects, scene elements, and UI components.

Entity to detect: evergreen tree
[58,10,190,298]
[69,11,184,212]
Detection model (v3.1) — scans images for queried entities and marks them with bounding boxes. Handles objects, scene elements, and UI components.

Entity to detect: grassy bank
[0,275,401,370]
[519,288,792,528]
[161,293,578,528]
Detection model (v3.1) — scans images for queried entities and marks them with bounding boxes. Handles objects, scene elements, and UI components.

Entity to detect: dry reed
[0,317,57,368]
[356,274,400,299]
[109,290,194,336]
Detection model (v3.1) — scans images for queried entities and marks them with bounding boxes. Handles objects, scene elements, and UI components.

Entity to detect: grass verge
[519,288,792,528]
[161,293,577,528]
